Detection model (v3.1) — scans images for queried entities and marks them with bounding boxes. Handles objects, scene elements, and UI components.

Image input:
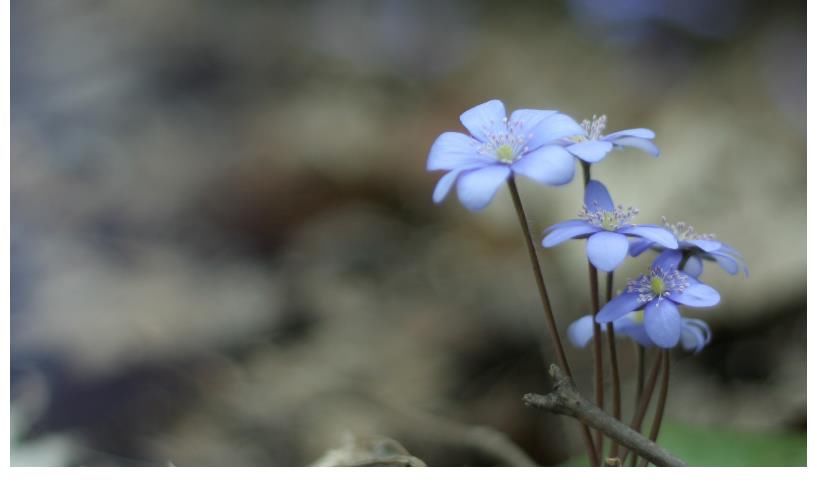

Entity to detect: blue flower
[562,114,660,163]
[629,218,749,277]
[595,250,720,348]
[427,100,585,211]
[541,179,678,272]
[567,312,712,353]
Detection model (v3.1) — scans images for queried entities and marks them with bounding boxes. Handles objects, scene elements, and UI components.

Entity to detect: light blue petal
[629,238,654,257]
[710,252,740,275]
[432,170,460,204]
[432,164,486,204]
[587,231,629,271]
[528,113,585,149]
[542,221,598,247]
[621,225,678,249]
[567,315,596,348]
[566,140,614,163]
[680,318,711,353]
[603,128,655,140]
[511,145,576,186]
[455,165,511,211]
[509,109,557,139]
[427,132,489,171]
[613,137,660,157]
[682,255,703,277]
[688,239,722,252]
[644,299,682,348]
[617,323,655,348]
[459,100,507,142]
[670,284,720,307]
[583,179,615,211]
[651,249,682,271]
[597,292,644,324]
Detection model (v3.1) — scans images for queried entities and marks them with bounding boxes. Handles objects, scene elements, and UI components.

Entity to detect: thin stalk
[640,350,671,466]
[587,263,604,458]
[505,176,599,467]
[635,345,645,403]
[581,162,605,465]
[622,351,663,466]
[604,271,622,460]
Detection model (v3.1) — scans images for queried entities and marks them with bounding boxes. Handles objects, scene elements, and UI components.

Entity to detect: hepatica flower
[595,251,720,348]
[630,218,749,277]
[427,99,585,211]
[542,179,678,271]
[563,114,660,163]
[567,311,712,353]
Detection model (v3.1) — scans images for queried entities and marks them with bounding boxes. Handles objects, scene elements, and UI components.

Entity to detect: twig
[376,394,538,467]
[522,365,687,467]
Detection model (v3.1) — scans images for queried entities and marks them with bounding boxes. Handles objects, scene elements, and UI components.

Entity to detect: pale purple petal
[510,108,557,136]
[680,318,711,353]
[612,137,660,157]
[669,284,720,307]
[528,113,585,149]
[603,128,655,140]
[566,140,614,163]
[682,255,704,278]
[597,292,644,324]
[432,170,460,204]
[710,252,740,275]
[629,238,654,257]
[617,323,655,348]
[587,231,629,271]
[584,179,615,211]
[459,100,507,142]
[644,300,682,348]
[651,249,682,271]
[455,165,510,211]
[621,225,678,249]
[511,145,576,186]
[688,239,722,252]
[432,164,486,204]
[427,132,489,171]
[567,315,596,348]
[542,221,599,247]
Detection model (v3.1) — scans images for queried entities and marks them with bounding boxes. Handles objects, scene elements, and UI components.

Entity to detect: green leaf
[559,421,806,467]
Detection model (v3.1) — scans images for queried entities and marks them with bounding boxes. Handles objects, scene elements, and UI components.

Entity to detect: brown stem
[622,351,663,465]
[640,350,671,466]
[505,176,599,467]
[635,345,646,403]
[588,262,604,461]
[581,161,604,465]
[604,271,622,459]
[523,365,687,467]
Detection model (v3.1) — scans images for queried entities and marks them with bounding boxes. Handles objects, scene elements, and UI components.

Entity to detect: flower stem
[634,344,645,409]
[587,262,605,458]
[604,271,623,460]
[505,176,599,466]
[581,162,605,464]
[640,349,671,466]
[622,351,663,466]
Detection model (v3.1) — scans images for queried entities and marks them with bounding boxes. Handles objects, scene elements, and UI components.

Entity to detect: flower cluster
[426,99,746,351]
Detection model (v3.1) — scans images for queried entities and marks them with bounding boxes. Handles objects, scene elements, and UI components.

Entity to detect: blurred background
[10,0,805,466]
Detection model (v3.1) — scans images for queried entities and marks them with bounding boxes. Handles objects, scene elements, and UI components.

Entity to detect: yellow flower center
[650,276,666,296]
[496,144,515,163]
